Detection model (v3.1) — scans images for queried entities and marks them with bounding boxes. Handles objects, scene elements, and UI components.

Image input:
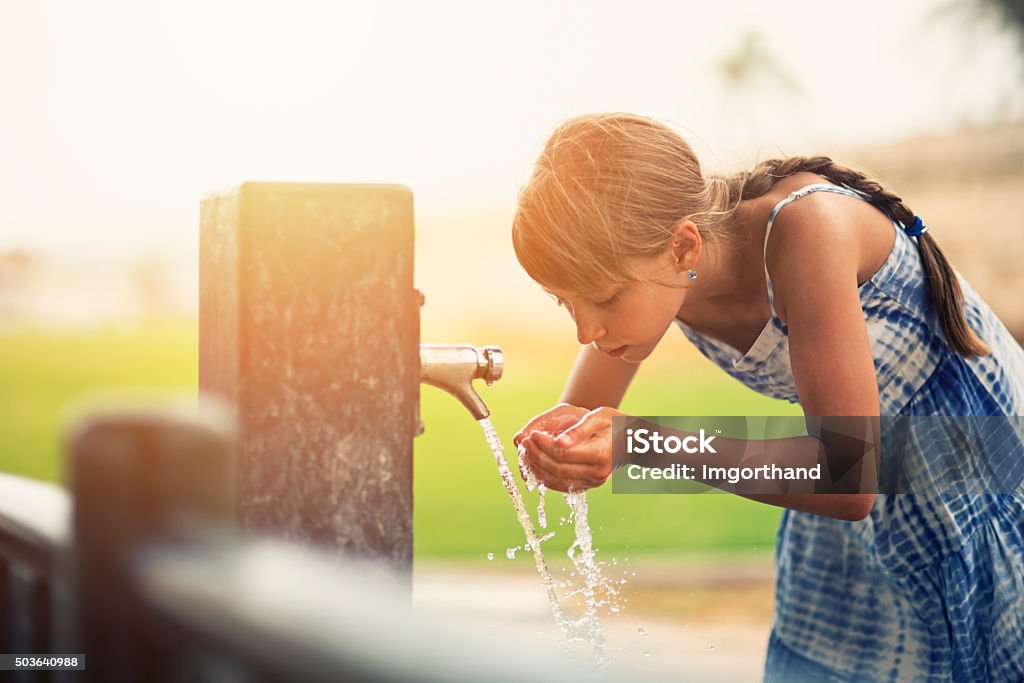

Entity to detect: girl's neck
[683,196,772,317]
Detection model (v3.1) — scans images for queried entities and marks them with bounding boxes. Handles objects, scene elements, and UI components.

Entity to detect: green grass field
[0,320,800,559]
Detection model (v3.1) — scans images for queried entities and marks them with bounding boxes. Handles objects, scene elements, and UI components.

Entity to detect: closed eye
[595,291,620,308]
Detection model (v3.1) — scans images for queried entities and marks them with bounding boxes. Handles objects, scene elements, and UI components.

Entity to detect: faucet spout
[420,345,503,420]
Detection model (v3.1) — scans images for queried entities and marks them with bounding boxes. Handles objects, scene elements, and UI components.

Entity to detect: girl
[511,113,1024,681]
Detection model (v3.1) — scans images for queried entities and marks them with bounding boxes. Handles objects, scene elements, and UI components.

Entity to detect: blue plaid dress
[673,183,1024,681]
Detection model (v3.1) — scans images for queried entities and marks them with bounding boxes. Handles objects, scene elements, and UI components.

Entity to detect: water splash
[564,490,618,657]
[478,418,619,666]
[478,418,568,630]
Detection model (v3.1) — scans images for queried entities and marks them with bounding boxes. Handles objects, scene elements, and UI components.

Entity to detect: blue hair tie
[905,216,928,237]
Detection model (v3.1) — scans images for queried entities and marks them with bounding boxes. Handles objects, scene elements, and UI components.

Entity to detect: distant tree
[931,0,1024,120]
[979,0,1024,52]
[935,0,1024,57]
[717,29,800,96]
[713,29,802,159]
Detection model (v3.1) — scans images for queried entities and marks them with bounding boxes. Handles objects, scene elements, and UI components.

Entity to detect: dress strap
[762,183,872,315]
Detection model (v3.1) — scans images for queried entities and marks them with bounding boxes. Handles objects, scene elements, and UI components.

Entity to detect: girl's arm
[559,343,642,410]
[760,188,883,520]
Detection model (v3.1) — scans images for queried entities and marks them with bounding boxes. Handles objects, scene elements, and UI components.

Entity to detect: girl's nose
[575,313,606,346]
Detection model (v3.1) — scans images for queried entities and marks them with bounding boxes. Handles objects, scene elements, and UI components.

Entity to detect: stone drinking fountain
[198,183,502,583]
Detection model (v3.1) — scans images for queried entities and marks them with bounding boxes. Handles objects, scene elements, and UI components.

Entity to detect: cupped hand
[518,406,628,493]
[513,403,589,449]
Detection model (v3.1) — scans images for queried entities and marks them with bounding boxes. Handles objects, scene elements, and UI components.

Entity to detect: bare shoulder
[766,171,860,230]
[763,172,896,321]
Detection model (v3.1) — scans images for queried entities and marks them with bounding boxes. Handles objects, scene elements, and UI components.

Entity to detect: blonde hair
[512,112,989,357]
[511,113,735,297]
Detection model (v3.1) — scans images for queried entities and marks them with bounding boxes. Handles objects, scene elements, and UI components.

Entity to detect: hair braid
[718,156,990,358]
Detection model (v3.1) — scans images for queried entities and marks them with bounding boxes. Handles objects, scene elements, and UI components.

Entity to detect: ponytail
[717,156,989,358]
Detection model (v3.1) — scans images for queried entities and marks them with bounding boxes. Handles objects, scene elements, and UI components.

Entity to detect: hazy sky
[1,0,1019,259]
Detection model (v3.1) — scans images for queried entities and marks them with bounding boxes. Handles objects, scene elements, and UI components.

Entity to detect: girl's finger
[530,431,602,465]
[524,439,604,483]
[555,408,613,450]
[523,416,583,445]
[522,439,563,480]
[523,405,574,430]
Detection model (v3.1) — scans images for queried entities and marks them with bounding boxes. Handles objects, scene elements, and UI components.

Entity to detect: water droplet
[643,650,651,657]
[709,645,716,652]
[638,627,649,637]
[486,552,494,561]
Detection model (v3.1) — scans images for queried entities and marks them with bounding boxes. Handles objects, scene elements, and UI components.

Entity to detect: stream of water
[479,417,618,666]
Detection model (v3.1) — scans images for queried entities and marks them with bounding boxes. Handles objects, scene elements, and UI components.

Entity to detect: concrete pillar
[199,183,417,573]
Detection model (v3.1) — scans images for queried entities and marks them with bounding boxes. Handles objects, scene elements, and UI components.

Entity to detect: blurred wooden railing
[0,407,583,683]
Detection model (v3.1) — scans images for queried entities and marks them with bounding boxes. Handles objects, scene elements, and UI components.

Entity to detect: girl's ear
[670,219,702,268]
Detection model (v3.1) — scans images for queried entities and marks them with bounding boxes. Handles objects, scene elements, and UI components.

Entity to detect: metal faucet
[420,344,503,421]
